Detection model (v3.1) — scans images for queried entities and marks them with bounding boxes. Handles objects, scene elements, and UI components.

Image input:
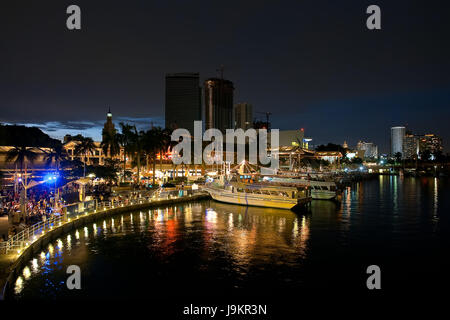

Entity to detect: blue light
[44,174,58,182]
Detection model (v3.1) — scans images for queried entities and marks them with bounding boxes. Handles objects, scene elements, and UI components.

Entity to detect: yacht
[203,176,311,210]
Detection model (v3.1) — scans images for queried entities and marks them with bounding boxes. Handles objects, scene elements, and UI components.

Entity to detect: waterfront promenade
[0,190,210,300]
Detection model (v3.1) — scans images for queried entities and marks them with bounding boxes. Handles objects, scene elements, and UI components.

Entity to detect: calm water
[9,176,450,299]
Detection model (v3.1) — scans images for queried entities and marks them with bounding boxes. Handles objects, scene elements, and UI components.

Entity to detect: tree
[351,157,363,164]
[0,124,60,147]
[433,150,444,163]
[142,128,161,186]
[131,126,144,186]
[5,145,39,206]
[101,128,121,159]
[419,150,431,162]
[394,152,402,164]
[118,123,135,183]
[74,137,96,177]
[5,145,38,173]
[316,143,347,155]
[118,123,145,186]
[92,159,120,183]
[42,144,68,174]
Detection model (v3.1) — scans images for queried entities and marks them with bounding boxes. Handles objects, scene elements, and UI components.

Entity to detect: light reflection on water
[9,177,450,299]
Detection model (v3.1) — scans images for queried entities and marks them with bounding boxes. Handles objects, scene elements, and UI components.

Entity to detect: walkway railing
[0,189,205,254]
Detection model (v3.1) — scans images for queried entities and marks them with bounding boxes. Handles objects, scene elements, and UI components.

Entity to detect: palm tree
[74,137,96,177]
[43,144,68,174]
[101,128,121,159]
[394,152,402,164]
[159,128,174,171]
[119,123,137,183]
[5,145,38,177]
[131,126,145,186]
[5,145,39,204]
[142,129,160,185]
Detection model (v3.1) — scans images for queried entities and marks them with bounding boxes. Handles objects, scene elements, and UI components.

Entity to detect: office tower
[391,126,406,156]
[356,141,378,158]
[204,78,234,132]
[403,132,443,159]
[234,103,253,130]
[165,73,201,135]
[422,134,443,155]
[403,133,419,159]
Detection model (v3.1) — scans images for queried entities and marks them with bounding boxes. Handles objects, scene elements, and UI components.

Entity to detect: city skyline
[2,0,450,306]
[1,1,449,153]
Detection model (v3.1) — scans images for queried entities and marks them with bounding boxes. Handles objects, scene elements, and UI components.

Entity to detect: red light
[300,128,304,131]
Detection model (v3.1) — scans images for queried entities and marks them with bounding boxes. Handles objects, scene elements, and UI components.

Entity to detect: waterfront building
[391,126,406,156]
[234,103,253,130]
[356,141,378,159]
[204,78,234,132]
[64,140,107,166]
[165,73,202,134]
[315,151,343,163]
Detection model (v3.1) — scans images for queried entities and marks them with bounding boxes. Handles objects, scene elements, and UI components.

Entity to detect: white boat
[203,177,311,210]
[263,177,339,200]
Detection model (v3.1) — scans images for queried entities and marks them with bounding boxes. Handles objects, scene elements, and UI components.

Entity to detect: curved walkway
[0,191,210,300]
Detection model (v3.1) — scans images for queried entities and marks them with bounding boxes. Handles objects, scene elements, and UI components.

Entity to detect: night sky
[1,0,449,153]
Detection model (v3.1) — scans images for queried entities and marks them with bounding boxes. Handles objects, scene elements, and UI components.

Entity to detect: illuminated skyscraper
[403,133,419,159]
[391,126,406,156]
[204,78,234,132]
[402,132,443,159]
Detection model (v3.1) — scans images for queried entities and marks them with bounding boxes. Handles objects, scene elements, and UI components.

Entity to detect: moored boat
[203,176,311,210]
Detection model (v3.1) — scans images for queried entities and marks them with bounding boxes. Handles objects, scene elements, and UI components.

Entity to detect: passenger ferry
[203,176,311,210]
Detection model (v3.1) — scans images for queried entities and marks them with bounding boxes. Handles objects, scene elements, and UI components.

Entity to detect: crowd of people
[0,183,87,240]
[0,181,156,242]
[0,187,60,240]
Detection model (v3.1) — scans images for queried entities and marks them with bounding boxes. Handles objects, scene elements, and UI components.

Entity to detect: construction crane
[256,111,272,130]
